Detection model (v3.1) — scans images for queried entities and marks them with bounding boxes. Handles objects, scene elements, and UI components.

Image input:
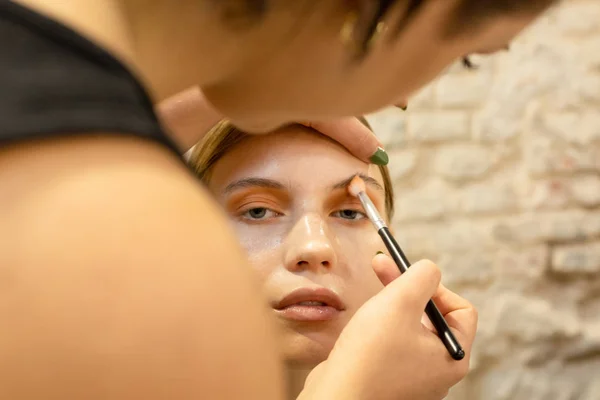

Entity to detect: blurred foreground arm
[0,136,283,399]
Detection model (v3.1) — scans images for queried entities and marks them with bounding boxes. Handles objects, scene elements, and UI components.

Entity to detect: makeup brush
[348,175,465,361]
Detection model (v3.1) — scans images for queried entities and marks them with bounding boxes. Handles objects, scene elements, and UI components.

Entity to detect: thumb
[376,259,442,321]
[302,118,388,165]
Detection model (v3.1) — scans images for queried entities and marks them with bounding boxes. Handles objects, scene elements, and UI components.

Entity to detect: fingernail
[400,105,407,111]
[376,251,384,255]
[369,146,389,165]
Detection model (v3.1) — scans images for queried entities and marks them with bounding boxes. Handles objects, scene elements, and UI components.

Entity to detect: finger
[372,253,401,286]
[431,285,478,345]
[303,361,326,389]
[431,284,472,316]
[378,259,442,321]
[373,255,444,331]
[155,86,223,152]
[303,118,388,165]
[420,313,436,333]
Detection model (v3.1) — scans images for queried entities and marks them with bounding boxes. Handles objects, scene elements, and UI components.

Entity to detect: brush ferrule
[357,192,387,231]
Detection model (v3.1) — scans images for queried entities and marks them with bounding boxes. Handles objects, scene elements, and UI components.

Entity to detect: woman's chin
[226,115,284,135]
[282,331,337,368]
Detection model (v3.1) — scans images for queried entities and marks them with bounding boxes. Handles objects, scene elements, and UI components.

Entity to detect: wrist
[156,86,224,151]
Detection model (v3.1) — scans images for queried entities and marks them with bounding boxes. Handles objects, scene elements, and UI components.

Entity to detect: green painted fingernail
[400,105,407,111]
[376,251,384,255]
[369,147,389,166]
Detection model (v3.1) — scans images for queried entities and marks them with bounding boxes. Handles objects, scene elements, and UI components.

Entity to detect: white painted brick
[524,136,600,176]
[526,178,572,210]
[387,148,417,181]
[579,36,600,68]
[438,252,495,286]
[394,179,457,222]
[582,379,600,400]
[544,72,600,110]
[493,246,549,281]
[472,102,524,142]
[553,1,600,35]
[432,219,496,253]
[436,72,491,108]
[408,111,469,142]
[552,242,600,274]
[434,144,493,181]
[536,111,600,146]
[570,175,600,207]
[389,222,438,260]
[492,210,597,244]
[459,181,517,215]
[408,83,436,108]
[365,108,407,148]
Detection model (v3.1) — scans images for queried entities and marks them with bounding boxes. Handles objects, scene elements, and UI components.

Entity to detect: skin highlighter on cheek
[348,175,465,361]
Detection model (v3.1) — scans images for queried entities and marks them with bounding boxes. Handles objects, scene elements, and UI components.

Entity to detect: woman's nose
[283,215,337,273]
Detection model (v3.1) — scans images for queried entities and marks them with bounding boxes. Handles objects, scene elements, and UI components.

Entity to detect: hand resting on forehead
[157,86,395,166]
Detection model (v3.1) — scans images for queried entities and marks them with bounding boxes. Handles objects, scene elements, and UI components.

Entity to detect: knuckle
[470,304,479,323]
[420,259,441,281]
[458,360,471,380]
[463,302,479,332]
[449,359,470,385]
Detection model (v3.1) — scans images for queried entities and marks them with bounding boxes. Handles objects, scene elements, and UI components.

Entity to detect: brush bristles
[348,175,366,197]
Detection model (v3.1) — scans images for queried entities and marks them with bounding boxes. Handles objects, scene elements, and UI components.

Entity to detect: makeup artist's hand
[299,257,478,400]
[156,86,389,165]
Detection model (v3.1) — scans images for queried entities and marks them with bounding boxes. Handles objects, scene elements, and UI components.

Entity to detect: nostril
[295,260,331,268]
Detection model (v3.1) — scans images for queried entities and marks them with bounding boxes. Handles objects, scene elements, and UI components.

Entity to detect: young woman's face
[200,1,544,132]
[207,127,387,366]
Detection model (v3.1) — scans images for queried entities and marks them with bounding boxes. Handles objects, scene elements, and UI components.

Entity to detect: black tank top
[0,1,180,156]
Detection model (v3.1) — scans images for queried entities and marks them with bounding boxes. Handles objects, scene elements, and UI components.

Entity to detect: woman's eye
[242,207,278,220]
[333,209,366,220]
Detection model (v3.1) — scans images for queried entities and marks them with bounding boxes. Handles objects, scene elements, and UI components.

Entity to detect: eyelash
[239,207,282,222]
[462,56,477,70]
[238,207,367,222]
[331,209,368,221]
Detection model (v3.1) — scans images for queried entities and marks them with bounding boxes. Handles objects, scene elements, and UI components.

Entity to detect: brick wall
[367,1,600,398]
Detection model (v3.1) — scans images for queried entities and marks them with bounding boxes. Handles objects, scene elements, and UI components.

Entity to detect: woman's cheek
[232,222,285,253]
[332,225,381,268]
[231,222,286,277]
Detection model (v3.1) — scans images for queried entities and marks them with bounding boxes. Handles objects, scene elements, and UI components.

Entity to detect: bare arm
[0,136,283,399]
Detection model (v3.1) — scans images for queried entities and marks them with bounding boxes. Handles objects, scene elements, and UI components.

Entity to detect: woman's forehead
[209,127,385,191]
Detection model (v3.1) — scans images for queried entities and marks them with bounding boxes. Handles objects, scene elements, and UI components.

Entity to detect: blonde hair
[188,118,395,219]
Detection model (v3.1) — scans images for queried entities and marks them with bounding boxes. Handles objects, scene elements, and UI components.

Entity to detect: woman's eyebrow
[223,177,286,194]
[331,173,384,193]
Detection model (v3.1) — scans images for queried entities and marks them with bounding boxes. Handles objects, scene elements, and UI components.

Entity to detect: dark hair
[356,0,556,56]
[221,0,555,47]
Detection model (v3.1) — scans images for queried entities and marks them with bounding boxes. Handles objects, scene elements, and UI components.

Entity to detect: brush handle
[377,227,465,361]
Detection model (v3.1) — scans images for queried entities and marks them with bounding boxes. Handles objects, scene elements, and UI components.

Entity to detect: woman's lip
[273,287,346,312]
[274,305,341,322]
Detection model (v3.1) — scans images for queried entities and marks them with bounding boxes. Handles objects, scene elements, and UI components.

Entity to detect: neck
[286,364,313,400]
[14,0,246,101]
